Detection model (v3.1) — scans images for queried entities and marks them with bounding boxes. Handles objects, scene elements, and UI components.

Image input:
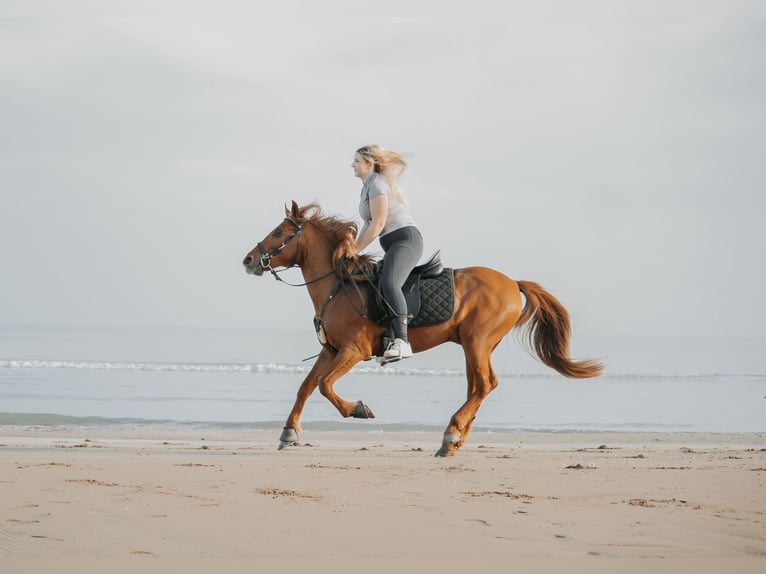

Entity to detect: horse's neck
[300,243,338,315]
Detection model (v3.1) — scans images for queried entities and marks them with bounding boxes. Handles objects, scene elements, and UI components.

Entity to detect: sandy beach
[1,428,764,571]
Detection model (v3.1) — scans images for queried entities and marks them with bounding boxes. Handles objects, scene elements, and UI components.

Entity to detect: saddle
[366,251,455,329]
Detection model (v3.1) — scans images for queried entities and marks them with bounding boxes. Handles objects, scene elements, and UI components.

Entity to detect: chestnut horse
[243,201,603,456]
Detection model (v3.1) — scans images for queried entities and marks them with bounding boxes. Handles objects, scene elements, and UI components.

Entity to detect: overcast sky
[1,1,764,339]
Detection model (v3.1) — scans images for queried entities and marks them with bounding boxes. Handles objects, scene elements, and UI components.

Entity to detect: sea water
[0,324,764,433]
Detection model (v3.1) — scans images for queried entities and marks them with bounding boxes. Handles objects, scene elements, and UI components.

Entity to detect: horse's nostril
[243,256,252,266]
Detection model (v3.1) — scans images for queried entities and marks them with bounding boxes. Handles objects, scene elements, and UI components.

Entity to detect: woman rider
[352,145,424,363]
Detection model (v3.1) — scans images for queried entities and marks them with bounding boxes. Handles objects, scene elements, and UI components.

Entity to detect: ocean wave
[0,359,464,376]
[0,359,761,380]
[0,359,309,374]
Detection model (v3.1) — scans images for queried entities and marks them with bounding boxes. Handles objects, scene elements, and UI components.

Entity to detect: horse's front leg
[279,347,335,449]
[279,346,371,450]
[317,346,374,419]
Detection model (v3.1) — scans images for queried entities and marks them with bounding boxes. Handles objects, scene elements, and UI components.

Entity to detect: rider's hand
[333,236,358,267]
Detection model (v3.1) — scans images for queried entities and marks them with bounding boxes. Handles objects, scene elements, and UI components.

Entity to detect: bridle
[255,216,305,277]
[255,217,339,288]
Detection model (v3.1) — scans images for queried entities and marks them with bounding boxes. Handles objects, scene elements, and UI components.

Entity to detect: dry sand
[1,428,764,572]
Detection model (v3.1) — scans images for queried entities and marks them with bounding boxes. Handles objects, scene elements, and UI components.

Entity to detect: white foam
[2,358,756,379]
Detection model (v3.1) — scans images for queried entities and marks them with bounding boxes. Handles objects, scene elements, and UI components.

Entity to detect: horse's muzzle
[242,255,264,276]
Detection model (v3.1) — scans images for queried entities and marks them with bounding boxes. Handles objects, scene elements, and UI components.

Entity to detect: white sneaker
[382,338,413,363]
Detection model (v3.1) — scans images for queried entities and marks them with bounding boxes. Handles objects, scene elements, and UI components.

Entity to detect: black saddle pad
[367,268,455,328]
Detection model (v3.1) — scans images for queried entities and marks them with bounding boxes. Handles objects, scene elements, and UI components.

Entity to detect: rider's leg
[378,226,423,360]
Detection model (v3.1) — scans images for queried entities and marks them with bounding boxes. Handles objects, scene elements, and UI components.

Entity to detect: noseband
[257,217,304,275]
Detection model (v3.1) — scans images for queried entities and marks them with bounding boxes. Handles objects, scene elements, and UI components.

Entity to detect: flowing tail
[516,280,603,378]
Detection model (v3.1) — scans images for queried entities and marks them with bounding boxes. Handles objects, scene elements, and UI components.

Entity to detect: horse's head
[243,200,373,279]
[242,201,305,276]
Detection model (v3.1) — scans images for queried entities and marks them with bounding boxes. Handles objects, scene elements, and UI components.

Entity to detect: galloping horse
[243,201,603,456]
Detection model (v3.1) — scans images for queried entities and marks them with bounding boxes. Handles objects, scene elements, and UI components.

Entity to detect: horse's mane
[294,202,377,276]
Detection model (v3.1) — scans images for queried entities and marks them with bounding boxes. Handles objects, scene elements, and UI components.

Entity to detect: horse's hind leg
[436,345,498,457]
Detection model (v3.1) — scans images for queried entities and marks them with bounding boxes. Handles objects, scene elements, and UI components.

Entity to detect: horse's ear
[289,200,300,219]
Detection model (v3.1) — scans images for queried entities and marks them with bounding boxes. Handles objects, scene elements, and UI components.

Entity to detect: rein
[266,264,339,288]
[257,219,364,297]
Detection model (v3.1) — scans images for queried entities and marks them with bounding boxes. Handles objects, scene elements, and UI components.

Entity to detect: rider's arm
[355,194,387,254]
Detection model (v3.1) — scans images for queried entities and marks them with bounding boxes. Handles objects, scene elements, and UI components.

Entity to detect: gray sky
[1,1,764,338]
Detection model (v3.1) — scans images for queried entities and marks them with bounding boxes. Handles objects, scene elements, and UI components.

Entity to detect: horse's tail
[516,280,603,379]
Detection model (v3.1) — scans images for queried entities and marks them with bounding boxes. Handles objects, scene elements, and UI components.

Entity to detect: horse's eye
[273,228,283,238]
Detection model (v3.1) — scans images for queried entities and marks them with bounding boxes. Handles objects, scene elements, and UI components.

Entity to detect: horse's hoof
[352,401,375,419]
[278,427,300,450]
[435,434,461,457]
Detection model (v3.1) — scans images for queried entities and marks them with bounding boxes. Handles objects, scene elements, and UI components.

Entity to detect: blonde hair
[356,145,407,203]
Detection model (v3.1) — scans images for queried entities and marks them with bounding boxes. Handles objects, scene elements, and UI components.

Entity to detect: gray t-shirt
[358,172,417,237]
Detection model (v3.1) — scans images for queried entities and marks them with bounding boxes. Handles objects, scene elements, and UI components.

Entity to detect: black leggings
[379,226,424,340]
